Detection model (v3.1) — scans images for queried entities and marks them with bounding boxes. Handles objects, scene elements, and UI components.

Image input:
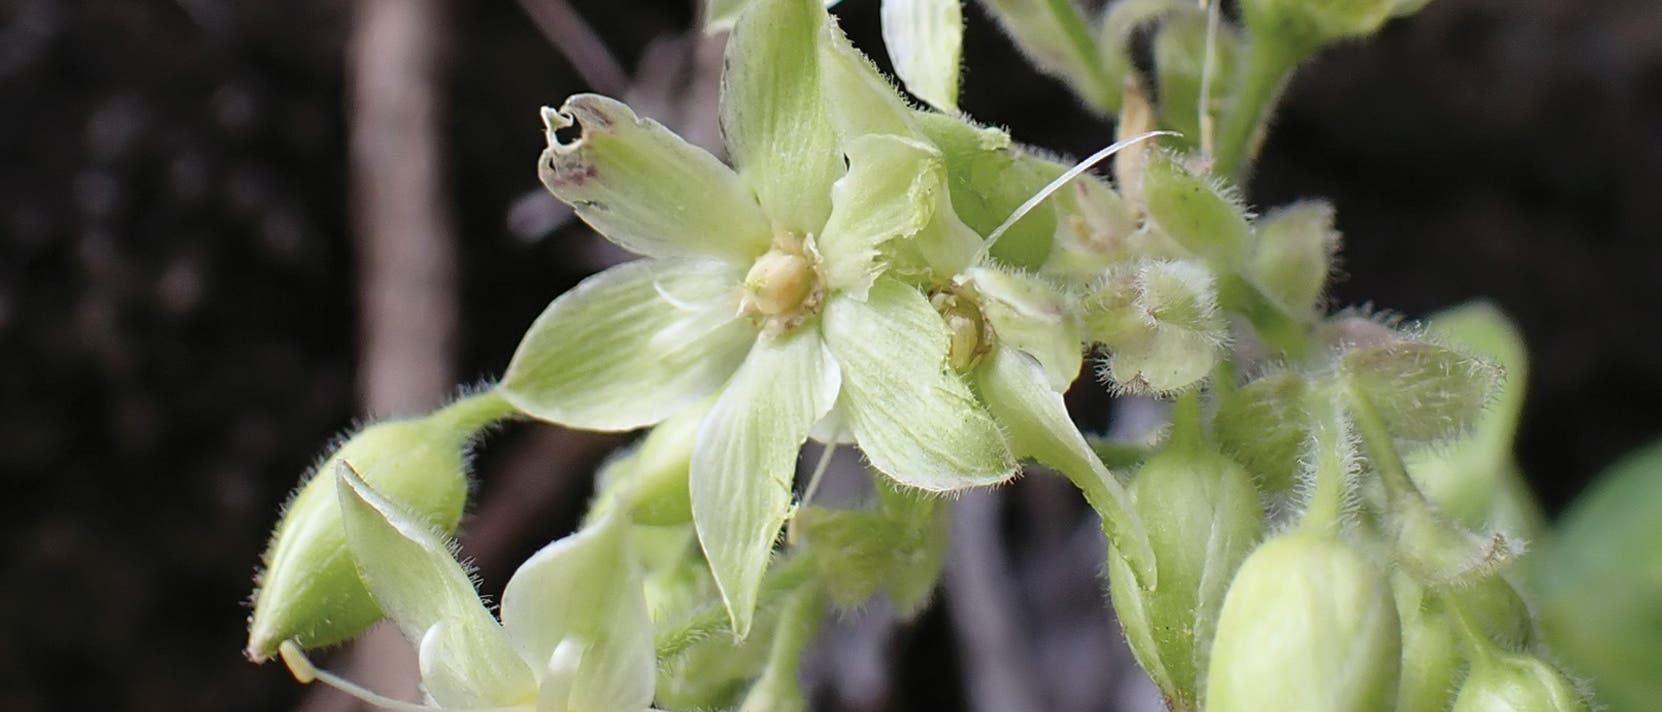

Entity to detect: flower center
[741,232,823,334]
[930,286,995,373]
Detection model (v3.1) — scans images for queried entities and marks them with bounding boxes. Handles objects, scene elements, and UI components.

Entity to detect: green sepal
[1212,371,1311,495]
[1340,337,1504,444]
[913,112,1061,269]
[247,392,511,660]
[962,265,1084,390]
[1141,150,1252,267]
[1106,443,1264,709]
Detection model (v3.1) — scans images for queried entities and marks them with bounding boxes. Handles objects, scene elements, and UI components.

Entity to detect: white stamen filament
[278,641,528,712]
[981,131,1178,256]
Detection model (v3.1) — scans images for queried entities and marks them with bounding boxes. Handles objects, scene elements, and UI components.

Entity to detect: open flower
[498,0,1015,637]
[278,464,655,712]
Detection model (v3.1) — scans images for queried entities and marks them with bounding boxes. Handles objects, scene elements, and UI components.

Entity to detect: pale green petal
[540,95,771,261]
[819,134,946,299]
[823,278,1016,491]
[881,0,963,111]
[722,0,841,233]
[692,328,840,638]
[335,465,535,707]
[500,259,755,432]
[818,15,920,140]
[499,510,655,712]
[964,265,1083,390]
[974,346,1155,586]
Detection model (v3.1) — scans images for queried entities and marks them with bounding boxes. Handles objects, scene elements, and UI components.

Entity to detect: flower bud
[1395,574,1533,712]
[1212,371,1310,495]
[1452,651,1591,712]
[1205,532,1400,712]
[1107,444,1264,709]
[1084,260,1227,394]
[1141,150,1251,267]
[1340,336,1504,444]
[1250,200,1338,318]
[246,392,509,661]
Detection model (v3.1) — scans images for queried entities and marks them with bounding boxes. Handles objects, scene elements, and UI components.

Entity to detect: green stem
[655,553,818,659]
[1168,390,1205,451]
[431,389,516,434]
[1440,589,1501,663]
[1213,37,1307,180]
[1342,380,1422,506]
[1299,393,1347,534]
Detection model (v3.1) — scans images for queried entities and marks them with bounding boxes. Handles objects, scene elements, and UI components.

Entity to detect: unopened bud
[1452,651,1590,712]
[1108,444,1264,709]
[1085,260,1227,394]
[246,392,509,660]
[1141,150,1251,267]
[1206,532,1400,712]
[1212,371,1311,495]
[1341,337,1504,443]
[1250,201,1338,317]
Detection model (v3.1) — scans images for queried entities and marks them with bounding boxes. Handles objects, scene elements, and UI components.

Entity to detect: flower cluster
[242,0,1604,710]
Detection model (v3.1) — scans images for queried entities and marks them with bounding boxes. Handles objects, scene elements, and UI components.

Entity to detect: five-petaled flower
[497,0,1017,637]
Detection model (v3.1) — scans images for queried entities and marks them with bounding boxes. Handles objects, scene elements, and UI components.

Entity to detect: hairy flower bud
[246,392,510,661]
[1084,260,1227,394]
[1212,371,1311,495]
[1206,532,1400,712]
[1395,574,1534,712]
[1141,150,1251,267]
[1250,200,1338,318]
[1452,651,1591,712]
[1108,444,1264,709]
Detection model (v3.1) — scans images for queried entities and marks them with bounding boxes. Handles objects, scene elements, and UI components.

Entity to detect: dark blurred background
[2,0,1659,709]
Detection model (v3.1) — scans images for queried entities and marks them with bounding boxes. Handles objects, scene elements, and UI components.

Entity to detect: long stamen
[278,641,527,712]
[980,131,1178,256]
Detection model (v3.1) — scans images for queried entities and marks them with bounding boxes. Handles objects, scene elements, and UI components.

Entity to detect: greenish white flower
[278,464,655,712]
[499,0,1015,638]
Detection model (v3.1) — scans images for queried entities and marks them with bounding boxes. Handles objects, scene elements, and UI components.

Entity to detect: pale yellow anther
[931,288,994,373]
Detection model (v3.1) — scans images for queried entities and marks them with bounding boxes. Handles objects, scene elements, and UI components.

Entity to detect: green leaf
[692,329,841,639]
[819,134,946,300]
[500,511,655,712]
[819,12,923,140]
[723,0,842,234]
[1142,150,1251,266]
[336,465,535,707]
[500,259,755,432]
[980,0,1113,111]
[975,346,1155,587]
[539,95,772,262]
[880,0,963,111]
[823,278,1016,491]
[1530,439,1662,712]
[1098,0,1188,111]
[1340,339,1503,443]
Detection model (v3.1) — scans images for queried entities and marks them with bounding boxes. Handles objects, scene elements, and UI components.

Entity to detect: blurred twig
[515,0,629,95]
[945,489,1046,712]
[301,0,457,708]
